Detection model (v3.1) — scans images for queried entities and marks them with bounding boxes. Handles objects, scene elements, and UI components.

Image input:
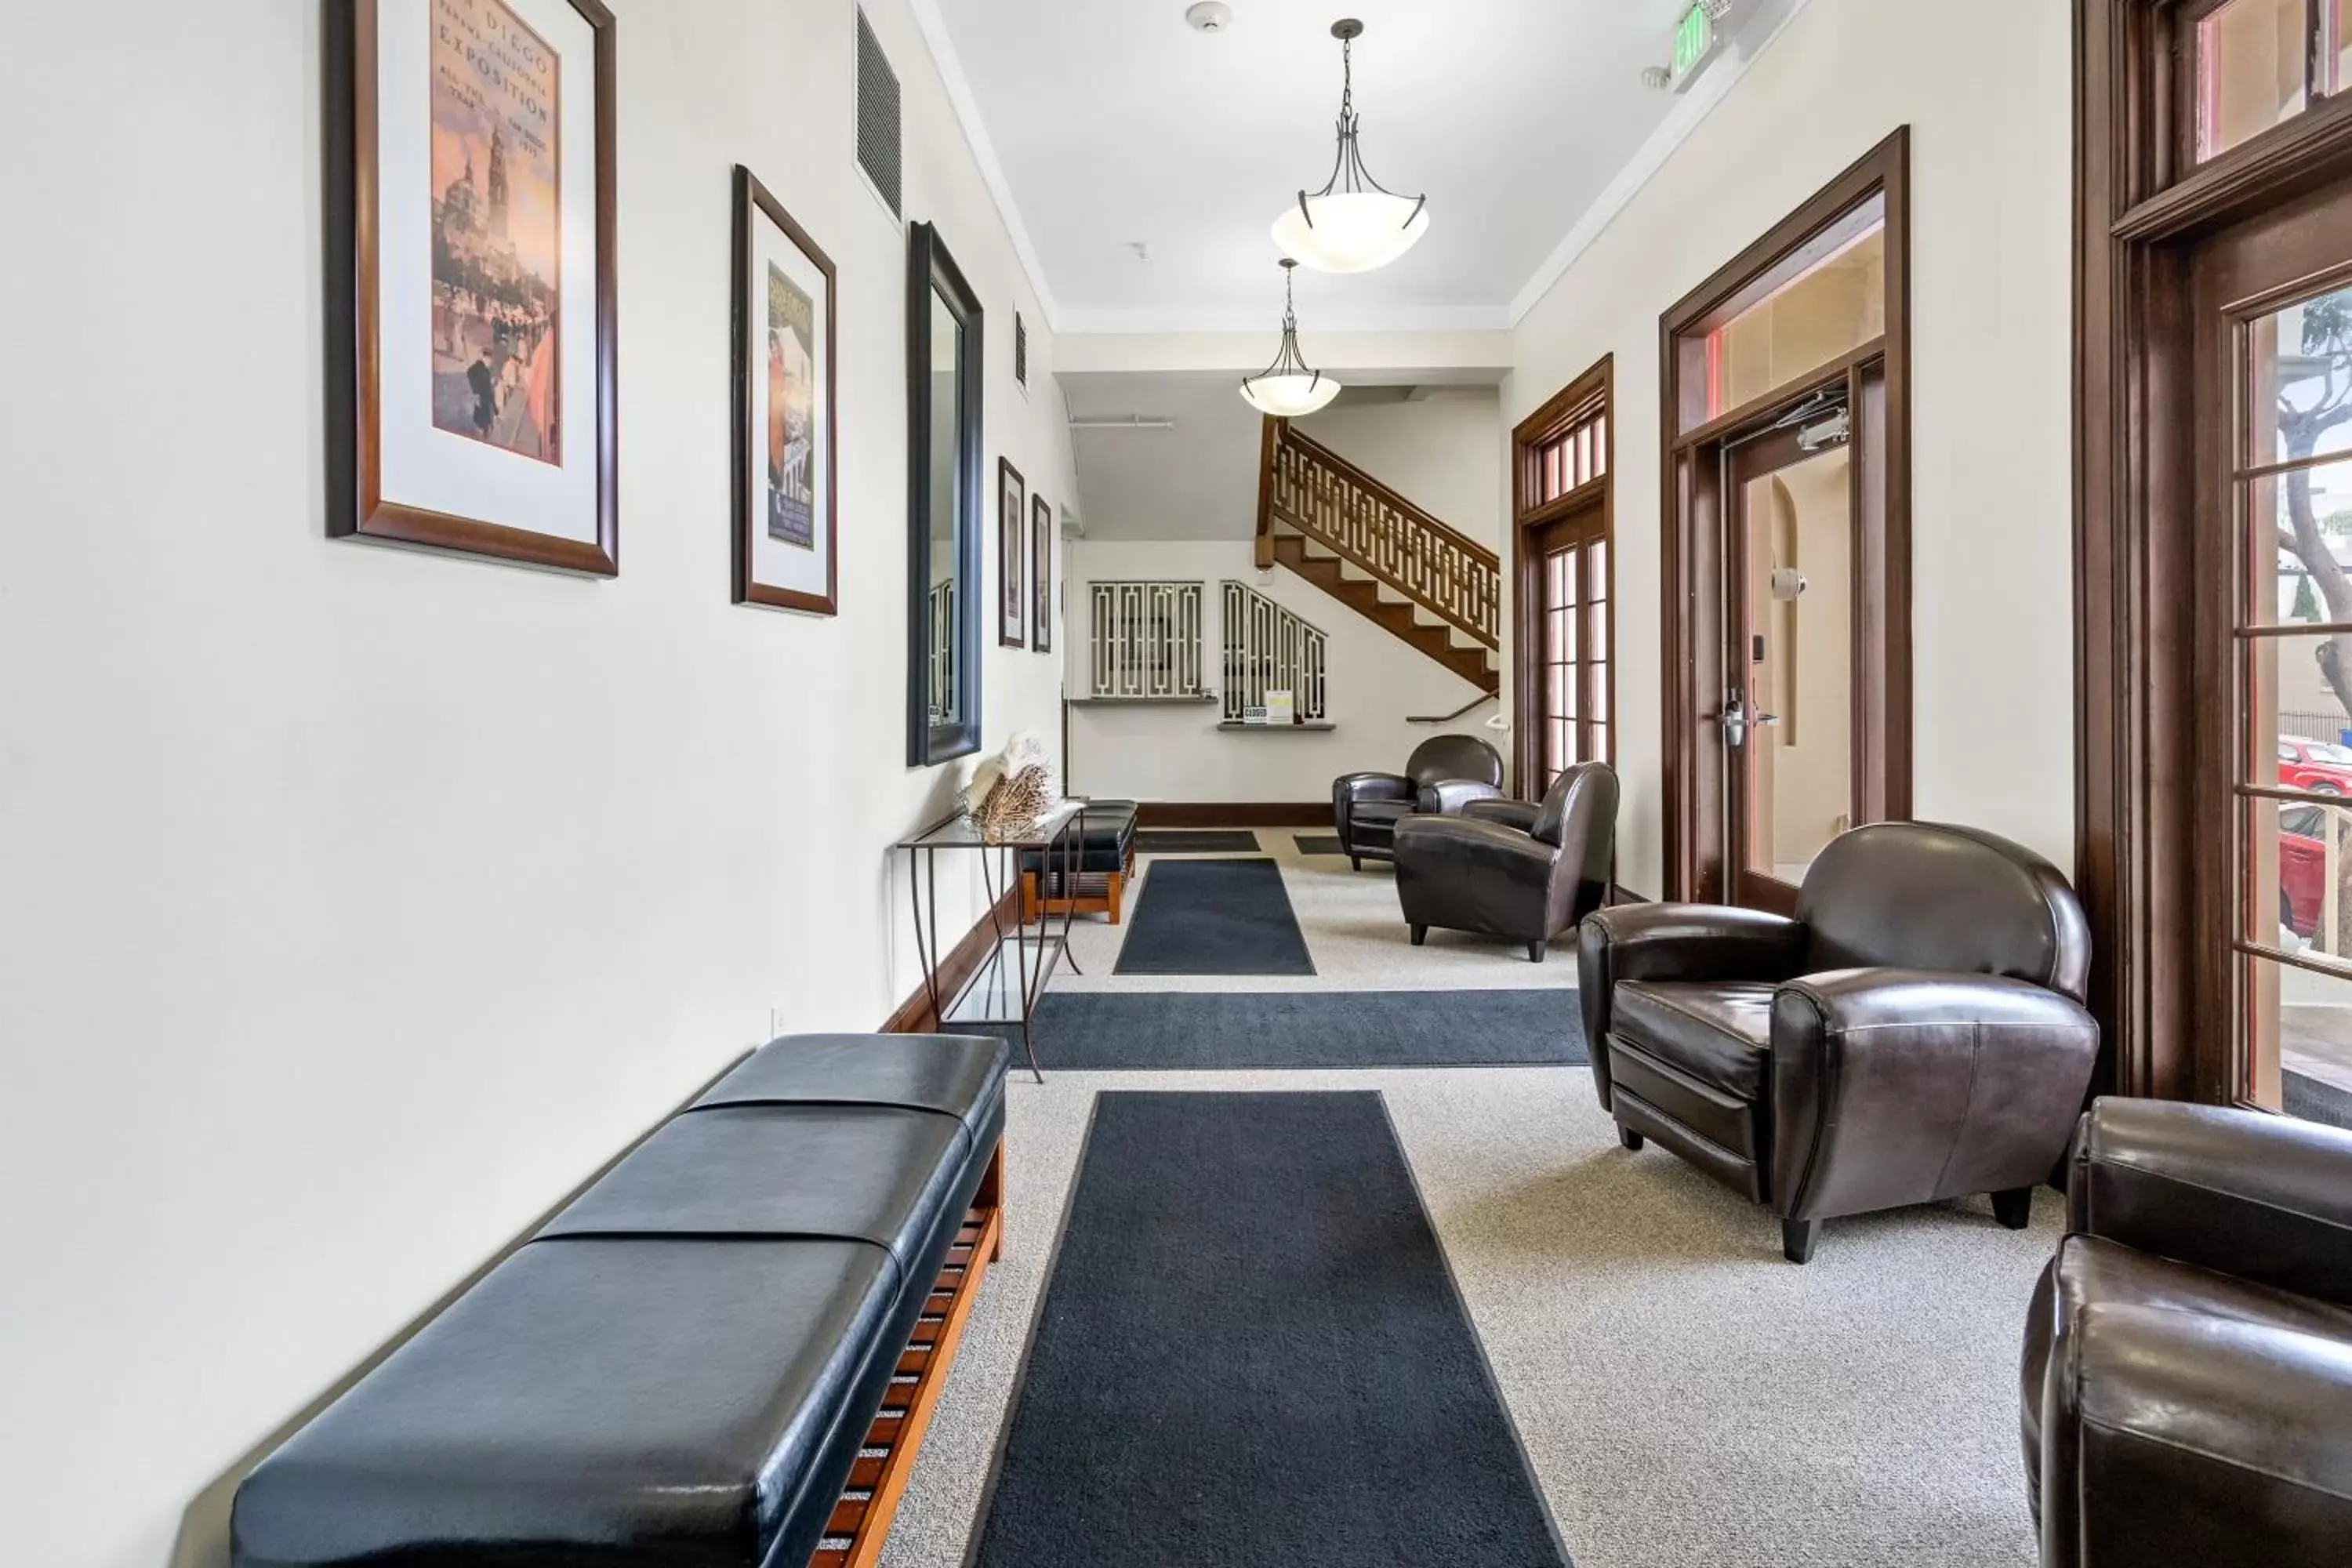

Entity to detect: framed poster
[997,458,1026,648]
[329,0,619,574]
[731,165,837,614]
[1029,493,1053,654]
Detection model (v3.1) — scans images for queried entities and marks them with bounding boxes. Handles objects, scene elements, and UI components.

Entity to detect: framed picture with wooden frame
[1029,493,1054,653]
[731,165,837,614]
[327,0,619,574]
[997,458,1026,648]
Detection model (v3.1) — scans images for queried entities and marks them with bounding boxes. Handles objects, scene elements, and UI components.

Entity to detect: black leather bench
[1018,797,1138,924]
[230,1032,1008,1568]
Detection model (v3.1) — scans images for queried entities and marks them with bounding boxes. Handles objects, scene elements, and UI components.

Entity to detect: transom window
[1675,195,1886,433]
[2194,0,2350,162]
[1526,394,1606,506]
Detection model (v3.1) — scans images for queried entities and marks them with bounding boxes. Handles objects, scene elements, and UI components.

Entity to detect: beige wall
[1064,540,1490,801]
[1296,389,1507,550]
[1507,0,2075,894]
[0,4,1076,1565]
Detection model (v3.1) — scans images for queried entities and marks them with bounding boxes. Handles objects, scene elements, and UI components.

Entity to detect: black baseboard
[1136,801,1328,828]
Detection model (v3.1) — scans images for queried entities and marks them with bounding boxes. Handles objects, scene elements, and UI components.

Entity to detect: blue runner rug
[969,1091,1572,1568]
[1112,857,1314,976]
[1016,988,1586,1070]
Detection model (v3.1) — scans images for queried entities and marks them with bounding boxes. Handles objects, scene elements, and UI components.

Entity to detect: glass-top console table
[896,800,1084,1082]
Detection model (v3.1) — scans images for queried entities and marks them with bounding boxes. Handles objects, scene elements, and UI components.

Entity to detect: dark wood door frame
[1659,129,1913,903]
[2076,0,2352,1101]
[1511,356,1615,795]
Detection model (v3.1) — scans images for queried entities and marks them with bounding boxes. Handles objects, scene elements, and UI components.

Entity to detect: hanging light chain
[1247,261,1323,389]
[1296,22,1425,227]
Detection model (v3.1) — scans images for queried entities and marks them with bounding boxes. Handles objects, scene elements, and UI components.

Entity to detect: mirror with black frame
[906,222,984,766]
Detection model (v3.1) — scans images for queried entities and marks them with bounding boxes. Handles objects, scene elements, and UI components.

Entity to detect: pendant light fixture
[1239,259,1341,418]
[1272,19,1429,274]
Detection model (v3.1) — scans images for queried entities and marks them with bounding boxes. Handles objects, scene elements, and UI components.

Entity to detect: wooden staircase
[1265,535,1494,689]
[1256,417,1501,695]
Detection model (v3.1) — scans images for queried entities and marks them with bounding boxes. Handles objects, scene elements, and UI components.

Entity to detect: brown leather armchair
[2021,1098,2352,1566]
[1330,735,1504,869]
[1577,822,2100,1261]
[1392,763,1618,961]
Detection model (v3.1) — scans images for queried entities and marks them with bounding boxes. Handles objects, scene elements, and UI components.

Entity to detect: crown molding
[1506,0,1817,326]
[905,0,1817,345]
[905,0,1063,333]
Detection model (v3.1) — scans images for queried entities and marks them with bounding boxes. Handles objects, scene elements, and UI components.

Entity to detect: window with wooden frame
[2081,0,2352,1113]
[2185,0,2349,164]
[1512,358,1615,794]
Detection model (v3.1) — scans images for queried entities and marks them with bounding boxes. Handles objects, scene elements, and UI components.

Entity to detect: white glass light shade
[1272,191,1430,274]
[1240,372,1341,419]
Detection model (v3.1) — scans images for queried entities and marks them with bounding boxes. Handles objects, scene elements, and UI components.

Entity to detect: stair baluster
[1254,418,1500,695]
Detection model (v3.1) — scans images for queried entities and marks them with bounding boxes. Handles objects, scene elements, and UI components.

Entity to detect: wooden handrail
[1259,418,1501,650]
[1280,424,1501,568]
[1407,693,1499,725]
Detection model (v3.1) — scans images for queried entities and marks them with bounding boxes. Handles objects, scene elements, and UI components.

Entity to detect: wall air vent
[1014,312,1029,390]
[854,7,902,219]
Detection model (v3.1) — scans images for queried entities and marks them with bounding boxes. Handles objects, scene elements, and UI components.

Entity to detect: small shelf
[943,935,1067,1025]
[1217,720,1338,733]
[1066,694,1220,706]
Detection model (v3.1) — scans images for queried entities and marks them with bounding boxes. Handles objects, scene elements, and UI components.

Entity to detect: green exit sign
[1671,2,1722,90]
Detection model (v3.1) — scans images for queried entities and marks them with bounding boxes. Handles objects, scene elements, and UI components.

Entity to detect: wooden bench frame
[1018,844,1135,927]
[811,1142,1004,1568]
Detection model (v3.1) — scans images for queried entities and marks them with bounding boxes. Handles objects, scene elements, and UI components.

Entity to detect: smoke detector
[1185,2,1233,34]
[1639,65,1672,90]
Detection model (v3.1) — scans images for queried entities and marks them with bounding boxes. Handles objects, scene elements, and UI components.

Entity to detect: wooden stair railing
[1258,418,1501,649]
[1255,416,1501,692]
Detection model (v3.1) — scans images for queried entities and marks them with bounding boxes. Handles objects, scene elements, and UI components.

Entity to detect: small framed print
[731,165,838,615]
[998,458,1026,648]
[1029,493,1054,654]
[329,0,619,573]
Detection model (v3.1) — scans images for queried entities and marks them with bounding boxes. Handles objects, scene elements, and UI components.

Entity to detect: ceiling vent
[854,8,902,220]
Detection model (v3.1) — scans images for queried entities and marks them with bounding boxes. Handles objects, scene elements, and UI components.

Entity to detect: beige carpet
[895,828,2049,1566]
[1055,831,1581,992]
[882,1068,2047,1568]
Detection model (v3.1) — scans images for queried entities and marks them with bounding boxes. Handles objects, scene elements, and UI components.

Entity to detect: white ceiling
[920,0,1791,332]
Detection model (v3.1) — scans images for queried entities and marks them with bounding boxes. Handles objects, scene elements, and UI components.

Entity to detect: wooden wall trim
[1658,127,1913,902]
[1511,355,1617,795]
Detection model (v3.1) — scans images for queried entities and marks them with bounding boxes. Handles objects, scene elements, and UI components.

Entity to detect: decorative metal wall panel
[1089,581,1204,699]
[1221,582,1328,722]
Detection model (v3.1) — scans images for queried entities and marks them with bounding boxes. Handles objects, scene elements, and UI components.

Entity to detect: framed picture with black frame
[997,457,1026,648]
[1029,492,1053,654]
[327,0,619,574]
[731,165,837,614]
